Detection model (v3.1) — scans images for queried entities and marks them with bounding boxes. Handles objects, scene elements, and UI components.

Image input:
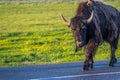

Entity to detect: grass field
[0,0,120,67]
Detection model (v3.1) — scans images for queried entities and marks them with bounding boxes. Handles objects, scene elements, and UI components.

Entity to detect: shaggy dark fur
[77,0,120,70]
[65,0,120,70]
[76,0,120,44]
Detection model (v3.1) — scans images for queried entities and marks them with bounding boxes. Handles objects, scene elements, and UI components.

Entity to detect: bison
[61,0,120,71]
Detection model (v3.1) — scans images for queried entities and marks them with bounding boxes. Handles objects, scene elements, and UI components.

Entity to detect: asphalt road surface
[0,60,120,80]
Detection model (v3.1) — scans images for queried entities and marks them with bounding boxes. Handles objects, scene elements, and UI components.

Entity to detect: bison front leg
[83,53,94,71]
[83,40,98,71]
[83,59,89,71]
[89,53,94,69]
[83,54,90,71]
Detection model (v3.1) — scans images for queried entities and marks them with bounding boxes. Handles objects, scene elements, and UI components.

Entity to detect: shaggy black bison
[61,0,120,70]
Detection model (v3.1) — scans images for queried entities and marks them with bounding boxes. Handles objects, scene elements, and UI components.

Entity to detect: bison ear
[60,14,70,27]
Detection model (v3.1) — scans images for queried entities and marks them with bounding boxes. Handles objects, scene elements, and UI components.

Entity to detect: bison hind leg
[109,38,118,67]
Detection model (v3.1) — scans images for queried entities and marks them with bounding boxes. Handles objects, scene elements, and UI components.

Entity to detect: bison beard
[61,0,120,71]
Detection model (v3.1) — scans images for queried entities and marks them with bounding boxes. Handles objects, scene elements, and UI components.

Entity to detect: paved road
[0,60,120,80]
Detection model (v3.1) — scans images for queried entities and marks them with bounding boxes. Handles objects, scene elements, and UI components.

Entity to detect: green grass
[0,0,120,67]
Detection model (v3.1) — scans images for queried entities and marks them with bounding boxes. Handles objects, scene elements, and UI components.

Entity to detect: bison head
[61,11,94,52]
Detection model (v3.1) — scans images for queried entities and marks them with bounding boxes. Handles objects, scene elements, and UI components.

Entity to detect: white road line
[29,71,120,80]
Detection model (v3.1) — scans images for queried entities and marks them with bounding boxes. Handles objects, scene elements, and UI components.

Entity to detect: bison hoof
[83,64,93,71]
[109,58,117,67]
[83,67,89,71]
[83,65,89,71]
[90,64,93,69]
[114,58,117,64]
[109,64,114,67]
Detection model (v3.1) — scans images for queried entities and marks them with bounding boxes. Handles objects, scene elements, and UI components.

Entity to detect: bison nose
[76,41,82,47]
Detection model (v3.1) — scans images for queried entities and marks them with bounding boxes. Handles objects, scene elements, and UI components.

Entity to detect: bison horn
[83,11,94,23]
[87,10,94,23]
[60,14,70,26]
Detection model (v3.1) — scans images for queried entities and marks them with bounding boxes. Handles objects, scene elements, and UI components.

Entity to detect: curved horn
[87,10,94,23]
[60,14,70,26]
